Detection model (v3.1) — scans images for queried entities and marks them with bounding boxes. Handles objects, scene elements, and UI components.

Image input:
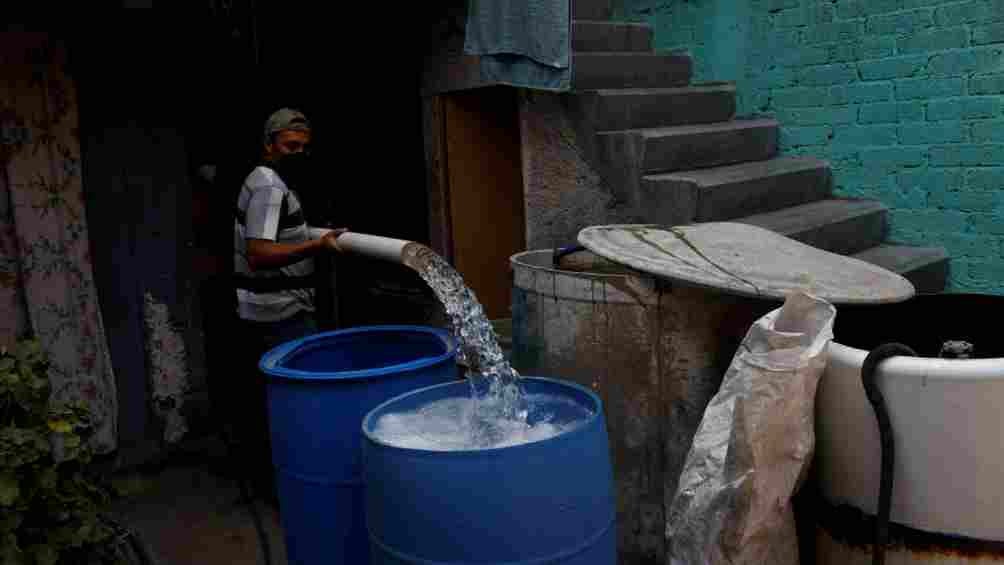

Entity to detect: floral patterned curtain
[0,33,118,452]
[142,292,190,444]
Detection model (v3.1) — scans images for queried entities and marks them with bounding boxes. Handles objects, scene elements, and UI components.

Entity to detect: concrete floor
[109,444,288,565]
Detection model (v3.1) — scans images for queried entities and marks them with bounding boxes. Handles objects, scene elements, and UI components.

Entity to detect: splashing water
[402,244,528,443]
[373,393,593,451]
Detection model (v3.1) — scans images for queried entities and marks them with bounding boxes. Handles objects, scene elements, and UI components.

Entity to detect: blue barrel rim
[361,376,603,454]
[259,324,458,382]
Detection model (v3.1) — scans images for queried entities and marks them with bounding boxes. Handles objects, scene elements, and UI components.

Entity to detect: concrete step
[853,244,950,293]
[598,118,779,174]
[573,52,692,90]
[573,20,653,52]
[580,84,735,131]
[643,156,831,223]
[736,198,887,256]
[574,0,612,20]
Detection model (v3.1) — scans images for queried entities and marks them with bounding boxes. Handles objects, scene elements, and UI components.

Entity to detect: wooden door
[441,87,526,320]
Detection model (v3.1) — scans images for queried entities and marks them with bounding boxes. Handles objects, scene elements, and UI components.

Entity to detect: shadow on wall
[614,0,752,108]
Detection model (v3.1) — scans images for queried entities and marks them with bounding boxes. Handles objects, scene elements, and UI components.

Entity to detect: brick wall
[614,0,1004,293]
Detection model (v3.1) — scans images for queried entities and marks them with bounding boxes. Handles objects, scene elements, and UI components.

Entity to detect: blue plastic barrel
[362,377,616,564]
[259,325,459,565]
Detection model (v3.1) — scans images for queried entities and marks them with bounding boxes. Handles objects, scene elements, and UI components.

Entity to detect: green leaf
[45,420,71,434]
[14,340,40,363]
[0,339,116,562]
[0,427,49,467]
[0,473,19,506]
[75,521,94,545]
[0,534,21,565]
[37,468,57,491]
[0,513,22,534]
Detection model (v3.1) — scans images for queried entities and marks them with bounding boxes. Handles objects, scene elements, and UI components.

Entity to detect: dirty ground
[108,437,288,565]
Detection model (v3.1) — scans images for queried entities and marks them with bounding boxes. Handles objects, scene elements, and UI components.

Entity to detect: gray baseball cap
[264,108,310,143]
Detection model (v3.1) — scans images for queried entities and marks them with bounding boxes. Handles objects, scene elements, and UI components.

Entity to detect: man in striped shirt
[233,108,347,504]
[235,108,345,329]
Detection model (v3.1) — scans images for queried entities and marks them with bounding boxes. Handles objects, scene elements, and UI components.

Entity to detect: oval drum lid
[578,223,915,305]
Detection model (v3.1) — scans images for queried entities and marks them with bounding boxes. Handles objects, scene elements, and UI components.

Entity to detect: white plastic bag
[666,291,835,565]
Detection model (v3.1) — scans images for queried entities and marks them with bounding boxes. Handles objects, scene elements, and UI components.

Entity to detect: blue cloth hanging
[464,0,571,91]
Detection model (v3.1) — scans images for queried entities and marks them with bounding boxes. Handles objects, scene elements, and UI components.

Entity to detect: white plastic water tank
[815,294,1004,563]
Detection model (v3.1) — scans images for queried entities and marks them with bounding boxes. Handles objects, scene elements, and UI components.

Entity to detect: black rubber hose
[203,275,274,565]
[124,526,160,565]
[98,513,159,564]
[219,431,273,565]
[237,464,273,565]
[861,343,916,565]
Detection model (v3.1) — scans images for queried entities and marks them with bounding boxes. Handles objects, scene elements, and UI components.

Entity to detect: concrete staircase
[570,0,949,293]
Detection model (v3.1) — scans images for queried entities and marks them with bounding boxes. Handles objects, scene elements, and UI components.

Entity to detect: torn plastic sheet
[666,291,836,565]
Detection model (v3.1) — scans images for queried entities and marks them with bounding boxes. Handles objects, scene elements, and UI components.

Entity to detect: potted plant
[0,339,154,565]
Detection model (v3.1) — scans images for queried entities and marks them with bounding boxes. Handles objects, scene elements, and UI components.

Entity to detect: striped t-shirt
[234,166,316,322]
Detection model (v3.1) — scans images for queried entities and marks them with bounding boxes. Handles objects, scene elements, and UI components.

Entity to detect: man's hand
[320,228,349,252]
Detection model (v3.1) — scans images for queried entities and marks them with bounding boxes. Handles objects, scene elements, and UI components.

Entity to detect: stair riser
[573,22,653,52]
[585,88,736,131]
[903,259,950,294]
[639,125,779,173]
[573,54,691,90]
[574,0,612,20]
[640,166,830,226]
[779,211,887,255]
[695,167,831,221]
[637,178,699,227]
[856,245,951,293]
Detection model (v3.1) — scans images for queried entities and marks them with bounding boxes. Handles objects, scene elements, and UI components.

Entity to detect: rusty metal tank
[510,249,771,564]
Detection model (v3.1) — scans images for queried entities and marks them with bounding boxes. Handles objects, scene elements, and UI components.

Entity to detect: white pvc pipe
[335,232,412,264]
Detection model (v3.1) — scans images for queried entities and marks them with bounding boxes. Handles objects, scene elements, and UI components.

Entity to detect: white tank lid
[578,222,915,305]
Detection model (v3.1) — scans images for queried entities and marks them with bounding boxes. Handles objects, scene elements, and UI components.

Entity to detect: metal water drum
[815,294,1004,563]
[513,222,915,564]
[259,326,458,565]
[362,377,616,564]
[510,249,770,563]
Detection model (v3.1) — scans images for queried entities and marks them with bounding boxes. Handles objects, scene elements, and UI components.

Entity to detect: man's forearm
[247,238,322,271]
[308,226,333,239]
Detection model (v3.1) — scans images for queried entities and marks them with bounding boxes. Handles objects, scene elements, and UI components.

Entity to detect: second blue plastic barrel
[362,377,616,564]
[259,325,458,565]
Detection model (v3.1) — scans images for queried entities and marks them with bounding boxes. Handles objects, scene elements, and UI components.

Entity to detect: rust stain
[514,254,777,565]
[814,495,1004,561]
[0,271,17,288]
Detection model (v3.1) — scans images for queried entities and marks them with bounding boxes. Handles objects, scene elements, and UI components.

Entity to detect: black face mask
[275,152,311,189]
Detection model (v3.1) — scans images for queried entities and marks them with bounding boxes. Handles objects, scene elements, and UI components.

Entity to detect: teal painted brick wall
[613,0,1004,293]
